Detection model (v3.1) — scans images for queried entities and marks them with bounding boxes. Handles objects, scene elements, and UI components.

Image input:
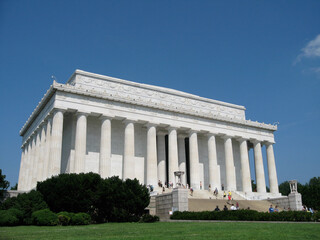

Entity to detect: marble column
[31,131,41,188]
[189,131,200,189]
[17,146,26,191]
[43,118,52,180]
[223,136,236,191]
[26,141,32,190]
[29,136,36,189]
[99,116,112,179]
[146,124,157,186]
[123,121,135,179]
[37,125,46,181]
[266,143,279,193]
[238,138,252,193]
[168,127,179,186]
[156,133,166,185]
[253,140,266,193]
[49,109,64,177]
[208,134,221,190]
[74,113,87,174]
[178,135,187,186]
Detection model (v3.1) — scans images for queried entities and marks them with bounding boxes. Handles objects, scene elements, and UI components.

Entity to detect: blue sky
[0,0,319,187]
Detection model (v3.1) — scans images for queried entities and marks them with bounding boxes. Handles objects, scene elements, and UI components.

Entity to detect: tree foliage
[37,173,150,222]
[37,172,102,214]
[0,169,10,202]
[0,190,48,224]
[93,176,150,222]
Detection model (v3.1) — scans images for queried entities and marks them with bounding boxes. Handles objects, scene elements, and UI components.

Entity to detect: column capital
[250,138,261,144]
[167,126,179,131]
[236,137,249,143]
[145,122,158,129]
[52,108,66,114]
[263,141,275,146]
[122,119,137,125]
[206,132,219,137]
[188,130,199,135]
[76,111,89,117]
[99,115,115,121]
[221,134,233,140]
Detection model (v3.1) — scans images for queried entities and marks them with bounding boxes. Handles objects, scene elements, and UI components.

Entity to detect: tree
[93,176,149,222]
[37,172,102,214]
[300,177,320,210]
[37,173,150,223]
[0,169,10,202]
[251,180,256,192]
[1,190,48,224]
[10,183,18,190]
[279,181,290,196]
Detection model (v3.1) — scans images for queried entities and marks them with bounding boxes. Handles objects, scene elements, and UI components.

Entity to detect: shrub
[71,213,91,225]
[57,211,75,218]
[139,214,159,223]
[37,173,102,215]
[31,209,58,226]
[0,208,23,226]
[1,190,47,225]
[93,176,150,222]
[58,214,71,226]
[171,210,315,222]
[37,173,149,223]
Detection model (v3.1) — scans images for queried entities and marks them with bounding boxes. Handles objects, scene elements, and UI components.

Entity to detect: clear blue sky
[1,0,319,188]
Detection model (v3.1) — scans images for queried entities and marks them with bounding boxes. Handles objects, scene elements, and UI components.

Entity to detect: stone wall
[155,188,188,220]
[268,193,303,210]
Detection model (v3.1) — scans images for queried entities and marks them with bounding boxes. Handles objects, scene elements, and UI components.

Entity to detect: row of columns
[19,109,279,194]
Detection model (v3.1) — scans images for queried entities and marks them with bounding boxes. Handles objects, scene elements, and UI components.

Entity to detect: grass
[0,222,319,240]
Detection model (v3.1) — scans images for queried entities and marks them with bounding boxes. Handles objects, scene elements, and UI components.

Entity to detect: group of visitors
[302,205,314,213]
[268,204,279,213]
[222,191,232,201]
[158,180,174,189]
[214,202,240,211]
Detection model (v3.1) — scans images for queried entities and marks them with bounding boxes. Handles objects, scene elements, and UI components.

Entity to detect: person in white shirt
[230,204,237,210]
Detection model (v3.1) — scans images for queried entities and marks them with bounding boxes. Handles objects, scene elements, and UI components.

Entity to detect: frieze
[72,74,246,121]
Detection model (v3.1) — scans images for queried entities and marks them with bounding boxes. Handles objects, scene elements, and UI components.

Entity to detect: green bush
[58,214,71,226]
[1,190,47,225]
[171,210,316,222]
[31,209,58,226]
[37,173,149,223]
[139,214,159,223]
[57,211,74,225]
[0,208,23,226]
[37,173,102,215]
[93,176,149,222]
[71,213,91,225]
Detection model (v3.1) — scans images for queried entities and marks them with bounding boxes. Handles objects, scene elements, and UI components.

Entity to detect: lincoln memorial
[17,70,280,199]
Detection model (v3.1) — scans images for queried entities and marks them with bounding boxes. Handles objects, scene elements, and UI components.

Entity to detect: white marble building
[18,70,280,198]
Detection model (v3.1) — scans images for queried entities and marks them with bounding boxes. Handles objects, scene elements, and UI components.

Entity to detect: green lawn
[0,222,319,240]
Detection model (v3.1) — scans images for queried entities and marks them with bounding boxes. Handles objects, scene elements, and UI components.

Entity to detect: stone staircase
[148,188,281,214]
[188,189,246,201]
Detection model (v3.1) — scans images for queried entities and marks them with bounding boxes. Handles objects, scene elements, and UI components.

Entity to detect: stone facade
[18,70,280,199]
[155,188,188,220]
